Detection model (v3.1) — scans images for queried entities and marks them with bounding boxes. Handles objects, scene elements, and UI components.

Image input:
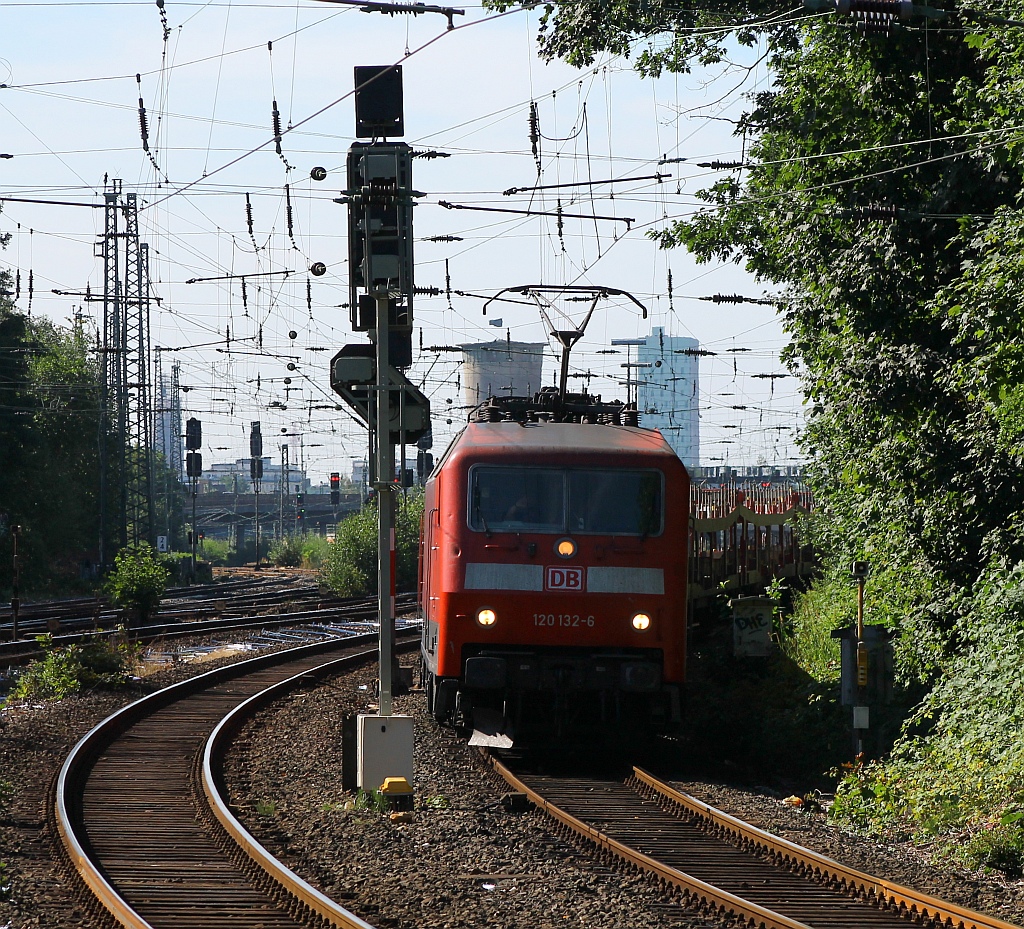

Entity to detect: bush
[200,537,232,567]
[320,493,422,597]
[5,633,136,703]
[269,534,330,569]
[964,815,1024,878]
[781,557,940,686]
[269,535,304,567]
[10,639,84,701]
[829,561,1024,875]
[300,534,330,569]
[104,543,170,624]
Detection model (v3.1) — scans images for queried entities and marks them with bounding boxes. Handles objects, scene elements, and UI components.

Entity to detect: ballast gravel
[0,643,1022,928]
[223,661,1024,929]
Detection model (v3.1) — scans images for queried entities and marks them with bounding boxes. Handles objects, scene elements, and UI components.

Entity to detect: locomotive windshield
[470,466,663,536]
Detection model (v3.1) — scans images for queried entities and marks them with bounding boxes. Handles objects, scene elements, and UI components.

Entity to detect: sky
[0,0,806,484]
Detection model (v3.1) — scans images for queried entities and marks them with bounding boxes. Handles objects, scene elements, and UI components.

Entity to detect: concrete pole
[376,293,394,717]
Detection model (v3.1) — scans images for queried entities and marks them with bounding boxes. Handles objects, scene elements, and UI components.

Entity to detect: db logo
[546,566,584,591]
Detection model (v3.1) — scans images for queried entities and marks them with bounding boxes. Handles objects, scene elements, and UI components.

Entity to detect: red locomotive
[419,389,690,746]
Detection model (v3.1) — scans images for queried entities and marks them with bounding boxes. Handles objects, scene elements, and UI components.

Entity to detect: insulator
[529,101,540,172]
[245,193,254,237]
[138,100,150,152]
[855,12,895,34]
[155,0,169,38]
[857,204,899,220]
[842,0,908,14]
[306,278,312,313]
[285,183,295,244]
[272,99,283,155]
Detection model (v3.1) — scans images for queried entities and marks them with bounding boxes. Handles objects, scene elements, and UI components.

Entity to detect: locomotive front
[420,419,689,745]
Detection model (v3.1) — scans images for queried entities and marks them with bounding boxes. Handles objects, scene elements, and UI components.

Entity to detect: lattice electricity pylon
[98,181,122,566]
[98,181,156,561]
[122,193,155,547]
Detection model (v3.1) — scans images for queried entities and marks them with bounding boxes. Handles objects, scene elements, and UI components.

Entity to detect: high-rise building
[635,327,700,468]
[154,359,183,477]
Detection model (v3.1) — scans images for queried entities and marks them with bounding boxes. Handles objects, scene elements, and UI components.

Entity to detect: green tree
[0,311,103,591]
[488,1,788,75]
[104,542,170,625]
[501,1,1024,658]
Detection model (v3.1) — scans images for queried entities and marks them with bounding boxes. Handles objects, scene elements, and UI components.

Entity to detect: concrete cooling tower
[461,340,546,409]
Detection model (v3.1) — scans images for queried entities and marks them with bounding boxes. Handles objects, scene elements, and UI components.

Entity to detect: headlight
[631,612,651,631]
[554,537,577,559]
[477,608,497,627]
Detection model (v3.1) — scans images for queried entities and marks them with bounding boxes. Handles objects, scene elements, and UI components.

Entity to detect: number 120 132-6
[533,613,595,628]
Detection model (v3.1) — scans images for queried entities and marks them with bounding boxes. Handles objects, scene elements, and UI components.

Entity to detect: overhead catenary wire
[0,2,816,468]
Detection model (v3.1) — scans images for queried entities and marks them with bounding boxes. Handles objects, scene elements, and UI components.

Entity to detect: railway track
[489,757,1022,929]
[0,590,418,664]
[0,574,336,642]
[53,624,420,929]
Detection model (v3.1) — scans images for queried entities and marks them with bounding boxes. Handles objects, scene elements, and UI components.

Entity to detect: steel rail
[0,592,418,662]
[54,627,418,929]
[200,650,422,929]
[487,754,813,929]
[635,768,1023,929]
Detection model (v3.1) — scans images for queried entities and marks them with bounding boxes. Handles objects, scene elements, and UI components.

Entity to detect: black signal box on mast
[185,417,202,451]
[345,141,415,368]
[344,63,415,367]
[354,65,404,139]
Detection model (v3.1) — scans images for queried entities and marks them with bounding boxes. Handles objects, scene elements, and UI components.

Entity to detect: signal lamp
[631,613,651,632]
[555,538,577,559]
[476,608,496,627]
